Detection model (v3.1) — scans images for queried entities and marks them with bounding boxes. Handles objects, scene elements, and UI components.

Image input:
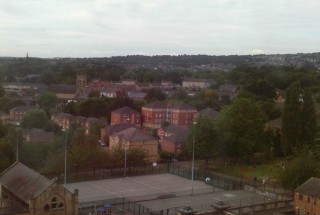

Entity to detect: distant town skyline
[1,0,319,58]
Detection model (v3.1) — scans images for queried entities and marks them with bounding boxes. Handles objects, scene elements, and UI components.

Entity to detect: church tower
[76,72,87,97]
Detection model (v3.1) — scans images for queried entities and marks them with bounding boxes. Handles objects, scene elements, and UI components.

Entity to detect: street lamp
[123,141,129,176]
[191,121,196,195]
[62,129,68,185]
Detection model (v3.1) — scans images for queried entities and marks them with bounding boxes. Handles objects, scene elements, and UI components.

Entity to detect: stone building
[0,162,79,215]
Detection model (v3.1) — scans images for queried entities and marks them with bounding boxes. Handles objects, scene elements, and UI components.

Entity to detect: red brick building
[158,125,189,155]
[111,106,141,127]
[295,177,320,215]
[142,101,197,128]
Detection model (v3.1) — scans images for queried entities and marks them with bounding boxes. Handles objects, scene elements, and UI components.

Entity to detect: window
[51,197,57,209]
[44,204,50,212]
[308,196,311,203]
[299,193,303,201]
[298,209,303,215]
[314,198,317,205]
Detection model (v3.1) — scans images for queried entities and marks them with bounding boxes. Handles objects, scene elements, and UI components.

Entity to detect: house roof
[183,77,216,84]
[266,118,282,129]
[101,123,134,136]
[112,106,139,115]
[23,128,54,141]
[49,84,77,94]
[0,162,54,204]
[161,125,188,135]
[10,106,37,112]
[164,131,188,144]
[52,112,74,120]
[198,108,220,118]
[295,177,320,198]
[113,127,157,142]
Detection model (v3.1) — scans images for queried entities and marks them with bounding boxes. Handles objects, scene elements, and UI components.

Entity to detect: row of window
[299,193,317,205]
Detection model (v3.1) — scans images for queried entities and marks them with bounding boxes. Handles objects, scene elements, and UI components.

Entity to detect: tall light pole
[191,121,196,195]
[62,129,67,185]
[123,141,129,177]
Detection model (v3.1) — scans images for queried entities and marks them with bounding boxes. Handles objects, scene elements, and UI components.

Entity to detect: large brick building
[111,106,141,127]
[295,177,320,215]
[142,101,197,128]
[109,127,158,162]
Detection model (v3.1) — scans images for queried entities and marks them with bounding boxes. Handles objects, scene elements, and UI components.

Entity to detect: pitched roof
[170,102,196,111]
[295,177,320,198]
[0,162,54,204]
[112,106,139,114]
[161,125,188,135]
[10,106,37,112]
[113,127,157,142]
[266,118,282,129]
[101,123,135,135]
[23,128,54,141]
[183,77,216,84]
[49,84,77,94]
[164,131,188,144]
[198,108,220,118]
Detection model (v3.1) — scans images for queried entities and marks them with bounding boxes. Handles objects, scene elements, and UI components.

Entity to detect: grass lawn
[203,159,284,183]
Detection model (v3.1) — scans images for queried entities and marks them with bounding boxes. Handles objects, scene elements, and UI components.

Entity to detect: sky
[0,0,320,58]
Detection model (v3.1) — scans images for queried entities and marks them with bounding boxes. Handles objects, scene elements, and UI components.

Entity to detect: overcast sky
[0,0,319,58]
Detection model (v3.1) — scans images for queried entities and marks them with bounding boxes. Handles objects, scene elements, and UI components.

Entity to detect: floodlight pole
[124,141,129,177]
[63,129,67,185]
[192,121,196,195]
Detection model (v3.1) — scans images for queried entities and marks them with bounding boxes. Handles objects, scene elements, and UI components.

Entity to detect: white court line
[129,178,170,194]
[86,182,122,197]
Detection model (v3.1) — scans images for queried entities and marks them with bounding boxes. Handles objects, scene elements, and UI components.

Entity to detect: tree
[0,84,4,98]
[217,98,266,162]
[187,116,219,165]
[0,97,26,112]
[0,139,15,172]
[300,88,317,146]
[144,88,166,102]
[279,146,320,189]
[37,91,58,115]
[281,82,317,156]
[21,109,49,129]
[19,141,50,170]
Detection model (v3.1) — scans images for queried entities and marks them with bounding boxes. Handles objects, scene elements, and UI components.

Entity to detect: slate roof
[161,125,188,135]
[102,123,135,136]
[295,177,320,198]
[52,112,74,119]
[164,131,188,144]
[112,106,139,114]
[10,106,37,112]
[183,77,216,84]
[0,162,54,204]
[113,127,157,142]
[266,118,282,129]
[49,84,77,94]
[23,128,54,141]
[198,108,220,118]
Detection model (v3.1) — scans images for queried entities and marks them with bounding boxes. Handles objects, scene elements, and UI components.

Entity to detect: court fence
[49,161,293,215]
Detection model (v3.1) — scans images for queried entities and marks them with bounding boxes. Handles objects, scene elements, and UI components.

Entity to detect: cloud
[0,0,320,57]
[251,49,265,55]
